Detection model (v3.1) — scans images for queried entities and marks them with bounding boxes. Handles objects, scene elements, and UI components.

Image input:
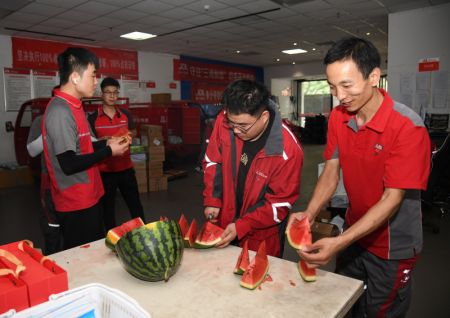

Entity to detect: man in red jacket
[203,79,303,257]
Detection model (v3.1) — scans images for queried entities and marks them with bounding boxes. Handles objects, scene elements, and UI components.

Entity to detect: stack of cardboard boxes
[140,124,168,192]
[132,156,148,194]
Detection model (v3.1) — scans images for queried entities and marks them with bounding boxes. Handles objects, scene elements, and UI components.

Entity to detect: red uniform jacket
[203,103,303,256]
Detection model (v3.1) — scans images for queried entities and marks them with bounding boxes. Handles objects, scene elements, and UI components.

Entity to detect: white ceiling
[0,0,448,67]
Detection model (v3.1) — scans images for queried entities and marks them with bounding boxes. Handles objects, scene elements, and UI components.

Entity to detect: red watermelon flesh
[178,214,189,238]
[184,219,198,248]
[194,221,224,248]
[286,216,312,250]
[298,259,316,282]
[105,217,145,251]
[234,240,249,275]
[240,241,269,290]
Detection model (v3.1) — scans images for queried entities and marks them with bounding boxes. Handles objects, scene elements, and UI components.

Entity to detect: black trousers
[100,168,145,231]
[40,188,62,255]
[56,201,104,250]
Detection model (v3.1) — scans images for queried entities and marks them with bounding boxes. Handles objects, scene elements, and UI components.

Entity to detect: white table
[51,240,363,318]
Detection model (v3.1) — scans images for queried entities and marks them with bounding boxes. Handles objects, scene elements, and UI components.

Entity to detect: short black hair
[58,47,99,85]
[324,37,380,79]
[101,77,120,91]
[221,79,269,116]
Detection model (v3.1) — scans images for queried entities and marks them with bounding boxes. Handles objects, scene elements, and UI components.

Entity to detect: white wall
[388,3,450,122]
[264,61,325,88]
[0,36,181,165]
[138,51,180,99]
[0,35,16,164]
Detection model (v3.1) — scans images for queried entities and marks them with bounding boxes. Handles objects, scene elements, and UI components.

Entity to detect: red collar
[53,89,82,109]
[343,88,393,133]
[98,105,121,118]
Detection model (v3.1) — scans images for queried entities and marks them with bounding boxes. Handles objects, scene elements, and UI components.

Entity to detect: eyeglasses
[102,91,119,96]
[225,111,264,134]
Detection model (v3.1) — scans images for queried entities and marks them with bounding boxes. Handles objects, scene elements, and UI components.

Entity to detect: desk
[51,240,363,318]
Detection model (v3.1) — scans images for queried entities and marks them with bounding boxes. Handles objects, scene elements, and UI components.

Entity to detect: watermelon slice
[240,241,269,290]
[298,259,316,282]
[194,221,224,248]
[184,219,198,248]
[178,214,189,238]
[105,217,145,251]
[286,216,312,250]
[233,240,249,275]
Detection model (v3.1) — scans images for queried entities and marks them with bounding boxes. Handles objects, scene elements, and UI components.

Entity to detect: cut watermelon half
[233,240,249,275]
[194,221,224,249]
[298,259,316,282]
[286,216,312,250]
[184,219,198,248]
[105,217,145,251]
[178,214,189,238]
[240,241,269,290]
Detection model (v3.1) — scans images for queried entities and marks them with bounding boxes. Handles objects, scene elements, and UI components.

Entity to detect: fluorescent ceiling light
[282,48,307,54]
[120,31,157,40]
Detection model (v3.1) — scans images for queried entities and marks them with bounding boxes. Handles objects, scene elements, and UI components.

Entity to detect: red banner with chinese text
[173,59,256,83]
[12,37,138,76]
[191,82,227,104]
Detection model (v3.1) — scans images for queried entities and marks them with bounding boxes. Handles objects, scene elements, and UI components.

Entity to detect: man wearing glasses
[88,77,145,231]
[203,79,303,257]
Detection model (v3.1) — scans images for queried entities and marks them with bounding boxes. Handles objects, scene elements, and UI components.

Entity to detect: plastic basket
[1,283,150,318]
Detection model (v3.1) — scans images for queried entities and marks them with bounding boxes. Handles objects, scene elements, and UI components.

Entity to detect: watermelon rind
[194,222,224,249]
[115,219,184,282]
[286,216,312,250]
[184,219,197,248]
[298,260,316,282]
[178,214,189,238]
[233,240,249,275]
[240,241,269,290]
[105,217,145,251]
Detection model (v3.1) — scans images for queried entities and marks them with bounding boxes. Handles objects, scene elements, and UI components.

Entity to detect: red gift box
[0,251,29,315]
[0,240,68,313]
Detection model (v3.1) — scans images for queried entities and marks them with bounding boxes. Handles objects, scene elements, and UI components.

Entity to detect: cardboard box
[311,221,340,242]
[148,146,165,162]
[149,175,168,192]
[0,166,34,189]
[133,160,148,193]
[151,93,171,104]
[0,241,68,312]
[141,124,163,137]
[148,161,163,177]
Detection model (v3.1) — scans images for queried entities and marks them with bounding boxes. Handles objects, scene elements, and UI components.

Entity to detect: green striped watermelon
[115,219,184,282]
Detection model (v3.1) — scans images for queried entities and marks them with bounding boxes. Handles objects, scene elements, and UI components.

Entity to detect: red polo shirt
[89,106,134,172]
[324,89,430,259]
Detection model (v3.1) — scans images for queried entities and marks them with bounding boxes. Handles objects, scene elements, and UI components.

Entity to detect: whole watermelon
[115,219,184,282]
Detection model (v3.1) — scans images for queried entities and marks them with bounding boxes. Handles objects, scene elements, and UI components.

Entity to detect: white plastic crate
[1,283,150,318]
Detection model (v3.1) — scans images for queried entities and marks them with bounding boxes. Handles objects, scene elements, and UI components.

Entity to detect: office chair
[422,132,450,233]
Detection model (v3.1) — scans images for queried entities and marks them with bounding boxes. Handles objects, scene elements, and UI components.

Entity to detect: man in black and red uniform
[43,48,129,250]
[88,77,145,231]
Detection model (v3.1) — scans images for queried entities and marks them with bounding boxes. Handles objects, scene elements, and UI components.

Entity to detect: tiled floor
[0,144,448,317]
